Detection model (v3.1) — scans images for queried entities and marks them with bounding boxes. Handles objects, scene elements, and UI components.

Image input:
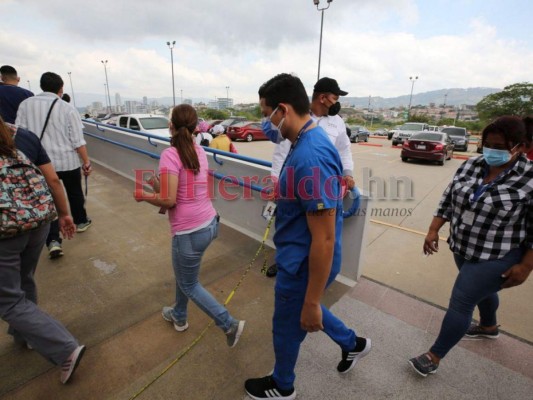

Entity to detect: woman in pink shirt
[135,104,245,347]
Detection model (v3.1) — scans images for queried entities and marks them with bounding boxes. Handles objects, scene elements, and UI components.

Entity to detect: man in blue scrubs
[244,74,371,400]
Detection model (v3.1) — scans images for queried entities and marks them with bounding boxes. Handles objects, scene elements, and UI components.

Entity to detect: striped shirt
[16,92,86,172]
[435,155,533,261]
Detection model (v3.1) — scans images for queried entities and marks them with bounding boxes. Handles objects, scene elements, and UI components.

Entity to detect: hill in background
[72,87,501,110]
[345,87,500,109]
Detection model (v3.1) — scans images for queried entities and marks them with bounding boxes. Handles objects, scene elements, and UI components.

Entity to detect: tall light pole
[67,72,77,108]
[103,83,109,111]
[166,41,176,107]
[440,92,448,121]
[313,0,333,81]
[101,60,112,113]
[407,76,418,119]
[180,89,183,104]
[368,95,374,128]
[27,80,31,91]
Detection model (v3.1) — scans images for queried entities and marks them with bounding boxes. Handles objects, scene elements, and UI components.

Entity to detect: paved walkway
[1,164,531,400]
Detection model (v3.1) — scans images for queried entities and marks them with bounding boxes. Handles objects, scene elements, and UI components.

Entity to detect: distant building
[124,100,142,114]
[217,97,233,109]
[183,98,192,105]
[143,96,148,106]
[208,100,219,109]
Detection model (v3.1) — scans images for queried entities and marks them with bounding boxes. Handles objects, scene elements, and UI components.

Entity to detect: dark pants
[47,167,88,245]
[430,247,524,358]
[0,224,78,365]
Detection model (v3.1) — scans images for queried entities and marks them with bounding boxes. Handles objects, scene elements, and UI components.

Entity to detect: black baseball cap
[313,77,348,96]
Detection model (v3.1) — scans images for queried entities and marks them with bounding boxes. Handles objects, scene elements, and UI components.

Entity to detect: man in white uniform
[263,77,354,277]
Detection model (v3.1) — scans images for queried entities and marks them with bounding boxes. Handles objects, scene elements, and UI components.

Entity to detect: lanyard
[278,119,314,179]
[470,162,514,203]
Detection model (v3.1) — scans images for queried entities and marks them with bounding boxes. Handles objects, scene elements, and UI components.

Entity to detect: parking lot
[233,135,533,343]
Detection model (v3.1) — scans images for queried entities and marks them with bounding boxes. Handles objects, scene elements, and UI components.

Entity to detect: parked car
[373,129,389,136]
[117,114,170,138]
[388,126,400,140]
[391,122,430,146]
[99,112,126,126]
[220,116,247,130]
[440,126,469,151]
[226,121,268,142]
[401,131,454,166]
[349,126,370,143]
[206,119,223,131]
[428,125,440,132]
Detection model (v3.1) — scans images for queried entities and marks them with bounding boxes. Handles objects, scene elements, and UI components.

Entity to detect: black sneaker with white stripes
[245,375,295,400]
[337,337,372,373]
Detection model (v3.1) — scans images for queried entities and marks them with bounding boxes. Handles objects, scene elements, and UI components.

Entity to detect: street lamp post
[407,76,418,119]
[368,95,374,128]
[104,83,109,111]
[440,92,448,121]
[166,41,176,107]
[180,89,183,104]
[67,72,77,108]
[313,0,334,81]
[27,80,31,91]
[101,60,112,113]
[226,85,230,100]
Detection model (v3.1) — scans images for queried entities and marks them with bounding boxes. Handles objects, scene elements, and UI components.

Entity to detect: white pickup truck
[116,114,170,138]
[390,122,429,146]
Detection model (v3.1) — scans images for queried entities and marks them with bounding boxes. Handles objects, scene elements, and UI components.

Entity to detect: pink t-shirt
[159,145,216,235]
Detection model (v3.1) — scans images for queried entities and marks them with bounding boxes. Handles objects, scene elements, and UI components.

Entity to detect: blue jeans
[430,247,524,358]
[272,285,356,390]
[170,217,235,332]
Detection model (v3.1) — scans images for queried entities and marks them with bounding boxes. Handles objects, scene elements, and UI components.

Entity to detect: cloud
[3,1,532,105]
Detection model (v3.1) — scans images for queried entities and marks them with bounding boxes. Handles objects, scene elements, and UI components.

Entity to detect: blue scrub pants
[272,282,356,390]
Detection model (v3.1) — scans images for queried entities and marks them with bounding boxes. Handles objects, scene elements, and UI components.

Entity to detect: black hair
[40,72,63,94]
[481,116,527,149]
[258,73,309,116]
[0,65,17,77]
[62,93,71,103]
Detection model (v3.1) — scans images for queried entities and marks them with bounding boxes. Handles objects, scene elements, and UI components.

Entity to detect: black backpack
[199,133,210,147]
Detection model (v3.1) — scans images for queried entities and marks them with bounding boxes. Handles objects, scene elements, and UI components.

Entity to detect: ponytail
[170,105,200,174]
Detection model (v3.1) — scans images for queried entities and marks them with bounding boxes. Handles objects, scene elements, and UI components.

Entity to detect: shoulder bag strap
[40,98,59,140]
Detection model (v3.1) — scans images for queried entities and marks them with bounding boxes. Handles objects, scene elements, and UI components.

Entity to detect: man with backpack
[16,72,92,258]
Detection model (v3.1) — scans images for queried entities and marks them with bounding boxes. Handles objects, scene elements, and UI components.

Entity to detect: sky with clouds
[2,0,532,105]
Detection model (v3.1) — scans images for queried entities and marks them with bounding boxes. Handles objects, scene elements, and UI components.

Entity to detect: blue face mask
[482,147,512,166]
[262,106,285,137]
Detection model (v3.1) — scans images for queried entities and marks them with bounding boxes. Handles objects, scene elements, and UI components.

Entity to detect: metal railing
[82,122,369,284]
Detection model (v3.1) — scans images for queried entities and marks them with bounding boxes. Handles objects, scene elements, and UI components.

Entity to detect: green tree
[408,114,431,123]
[199,108,229,120]
[476,82,533,122]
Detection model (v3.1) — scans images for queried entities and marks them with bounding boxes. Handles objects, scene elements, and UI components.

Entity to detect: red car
[226,122,268,142]
[401,132,454,166]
